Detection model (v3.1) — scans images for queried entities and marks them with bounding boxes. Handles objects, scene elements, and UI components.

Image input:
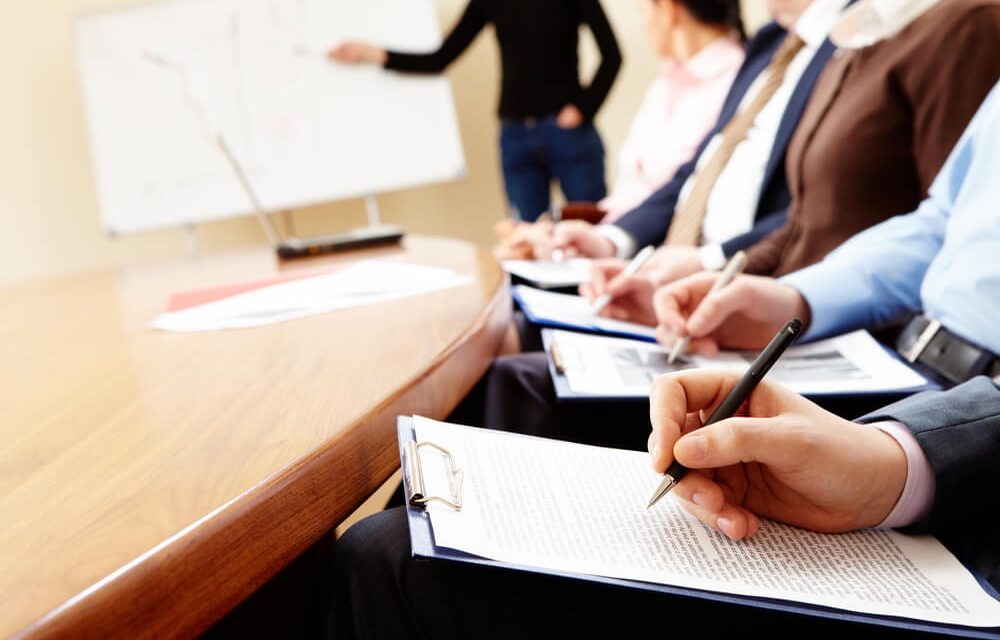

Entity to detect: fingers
[327,45,348,62]
[329,42,368,63]
[552,221,613,258]
[684,279,754,337]
[683,275,804,338]
[583,259,625,301]
[669,472,761,540]
[531,221,555,259]
[673,411,806,472]
[652,273,719,336]
[655,325,719,357]
[605,274,641,297]
[586,266,607,299]
[648,370,745,473]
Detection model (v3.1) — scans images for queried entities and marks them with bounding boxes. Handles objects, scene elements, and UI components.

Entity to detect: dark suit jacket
[861,376,1000,590]
[612,20,838,255]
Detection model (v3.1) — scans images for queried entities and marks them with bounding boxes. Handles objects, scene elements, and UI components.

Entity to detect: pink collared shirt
[599,36,745,222]
[872,421,935,528]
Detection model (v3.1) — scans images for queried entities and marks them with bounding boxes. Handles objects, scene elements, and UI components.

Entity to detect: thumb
[685,281,750,337]
[674,416,804,471]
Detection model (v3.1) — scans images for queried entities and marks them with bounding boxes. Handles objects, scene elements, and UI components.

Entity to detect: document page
[546,329,931,397]
[514,285,657,340]
[152,261,470,331]
[502,259,591,289]
[413,417,1000,627]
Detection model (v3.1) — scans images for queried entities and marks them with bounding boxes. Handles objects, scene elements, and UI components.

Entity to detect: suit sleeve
[384,0,488,74]
[611,155,697,248]
[859,377,1000,587]
[574,0,622,121]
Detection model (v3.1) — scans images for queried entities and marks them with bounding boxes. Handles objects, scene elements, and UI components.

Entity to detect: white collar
[830,0,941,49]
[794,0,853,47]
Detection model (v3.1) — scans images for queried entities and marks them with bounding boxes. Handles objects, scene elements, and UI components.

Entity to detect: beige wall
[0,0,769,287]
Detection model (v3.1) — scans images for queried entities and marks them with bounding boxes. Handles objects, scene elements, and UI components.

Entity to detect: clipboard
[502,258,591,291]
[398,416,1000,637]
[512,285,658,343]
[541,329,940,402]
[541,329,640,403]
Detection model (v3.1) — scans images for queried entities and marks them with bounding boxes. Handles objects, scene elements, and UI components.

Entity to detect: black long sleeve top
[383,0,622,122]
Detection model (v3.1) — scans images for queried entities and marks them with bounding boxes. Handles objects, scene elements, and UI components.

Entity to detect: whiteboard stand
[364,195,382,227]
[280,210,296,237]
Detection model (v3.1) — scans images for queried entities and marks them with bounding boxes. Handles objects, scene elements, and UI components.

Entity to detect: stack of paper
[502,259,591,289]
[543,329,935,398]
[513,285,657,341]
[403,417,1000,634]
[152,261,471,332]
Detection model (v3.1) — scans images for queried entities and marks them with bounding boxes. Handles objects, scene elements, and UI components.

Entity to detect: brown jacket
[745,0,1000,276]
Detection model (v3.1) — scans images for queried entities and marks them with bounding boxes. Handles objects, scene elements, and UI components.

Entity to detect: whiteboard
[75,0,467,235]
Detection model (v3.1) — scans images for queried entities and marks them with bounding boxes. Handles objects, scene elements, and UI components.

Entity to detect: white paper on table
[152,260,471,332]
[547,329,931,397]
[502,259,591,289]
[413,416,1000,628]
[514,285,657,340]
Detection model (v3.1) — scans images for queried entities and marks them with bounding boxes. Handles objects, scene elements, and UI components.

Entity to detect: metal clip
[404,441,463,511]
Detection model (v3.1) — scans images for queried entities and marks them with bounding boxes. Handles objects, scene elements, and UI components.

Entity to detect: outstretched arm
[329,0,487,73]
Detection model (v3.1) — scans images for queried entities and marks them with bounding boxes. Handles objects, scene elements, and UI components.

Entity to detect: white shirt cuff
[871,420,935,529]
[698,244,727,271]
[596,225,638,260]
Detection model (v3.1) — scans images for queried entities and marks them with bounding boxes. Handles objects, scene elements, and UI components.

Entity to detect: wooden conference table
[0,236,510,639]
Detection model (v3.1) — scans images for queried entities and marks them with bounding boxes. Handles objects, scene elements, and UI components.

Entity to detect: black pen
[647,318,804,509]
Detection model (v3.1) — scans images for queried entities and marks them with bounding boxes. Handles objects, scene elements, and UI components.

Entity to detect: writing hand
[580,259,657,325]
[493,220,540,260]
[539,220,615,260]
[647,370,907,540]
[644,246,705,288]
[653,273,809,356]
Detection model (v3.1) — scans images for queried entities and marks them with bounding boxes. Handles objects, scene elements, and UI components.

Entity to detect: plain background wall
[0,0,769,287]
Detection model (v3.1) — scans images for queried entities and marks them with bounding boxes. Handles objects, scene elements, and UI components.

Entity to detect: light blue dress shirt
[783,80,1000,354]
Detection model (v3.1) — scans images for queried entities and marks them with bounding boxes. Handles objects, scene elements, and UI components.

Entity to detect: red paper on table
[165,264,348,312]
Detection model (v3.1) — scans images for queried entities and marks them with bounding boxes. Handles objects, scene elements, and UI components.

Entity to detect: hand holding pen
[648,318,803,509]
[643,328,909,541]
[589,245,656,315]
[652,270,810,359]
[667,251,747,363]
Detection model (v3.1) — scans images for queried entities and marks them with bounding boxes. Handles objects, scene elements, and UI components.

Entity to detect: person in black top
[329,0,622,222]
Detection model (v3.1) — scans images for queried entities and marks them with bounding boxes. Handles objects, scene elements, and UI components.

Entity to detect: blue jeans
[499,116,607,222]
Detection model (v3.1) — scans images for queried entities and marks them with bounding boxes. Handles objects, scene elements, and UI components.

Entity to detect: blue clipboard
[541,329,940,402]
[398,416,999,637]
[512,285,658,343]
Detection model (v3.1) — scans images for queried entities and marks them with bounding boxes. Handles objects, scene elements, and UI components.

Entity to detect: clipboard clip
[404,440,464,511]
[549,340,567,374]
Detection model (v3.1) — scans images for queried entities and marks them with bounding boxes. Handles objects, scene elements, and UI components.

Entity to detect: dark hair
[673,0,746,43]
